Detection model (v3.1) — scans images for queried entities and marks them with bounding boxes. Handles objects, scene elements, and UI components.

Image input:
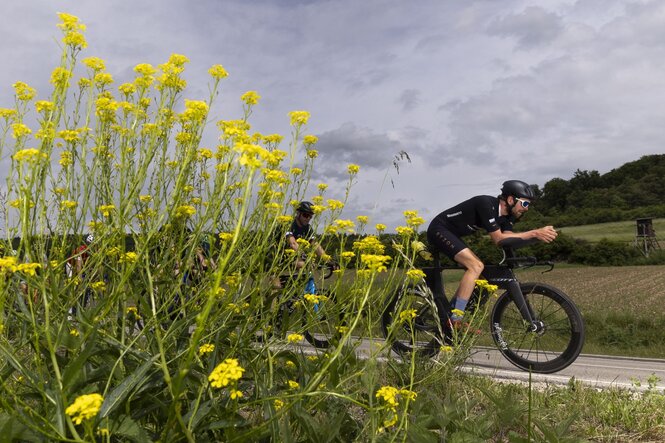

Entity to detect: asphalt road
[292,338,665,393]
[464,347,665,392]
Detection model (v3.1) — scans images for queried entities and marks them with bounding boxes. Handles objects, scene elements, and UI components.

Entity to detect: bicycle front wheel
[303,289,345,349]
[381,285,445,358]
[490,282,585,374]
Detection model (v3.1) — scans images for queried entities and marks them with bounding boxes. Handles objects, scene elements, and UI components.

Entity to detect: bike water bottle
[305,277,316,294]
[304,277,319,312]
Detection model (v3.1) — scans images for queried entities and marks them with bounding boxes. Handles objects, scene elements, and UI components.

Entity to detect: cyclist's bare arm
[488,225,557,245]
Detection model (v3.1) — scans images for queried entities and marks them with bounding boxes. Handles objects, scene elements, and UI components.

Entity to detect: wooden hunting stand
[634,218,660,257]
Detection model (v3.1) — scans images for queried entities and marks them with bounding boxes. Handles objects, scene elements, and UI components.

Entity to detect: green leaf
[406,423,440,443]
[0,414,42,442]
[99,355,160,418]
[108,415,152,443]
[61,329,101,390]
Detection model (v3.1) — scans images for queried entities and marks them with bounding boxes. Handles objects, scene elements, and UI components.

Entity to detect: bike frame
[422,248,548,330]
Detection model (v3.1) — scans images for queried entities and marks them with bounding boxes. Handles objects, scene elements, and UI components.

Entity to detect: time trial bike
[381,238,585,374]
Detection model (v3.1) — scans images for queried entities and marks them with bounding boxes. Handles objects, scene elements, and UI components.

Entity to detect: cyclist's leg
[427,223,482,320]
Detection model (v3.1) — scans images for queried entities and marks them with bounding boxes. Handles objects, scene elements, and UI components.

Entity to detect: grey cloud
[486,6,564,49]
[314,122,404,179]
[398,89,421,111]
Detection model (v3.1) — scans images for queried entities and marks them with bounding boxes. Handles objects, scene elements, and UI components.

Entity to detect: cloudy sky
[1,0,663,229]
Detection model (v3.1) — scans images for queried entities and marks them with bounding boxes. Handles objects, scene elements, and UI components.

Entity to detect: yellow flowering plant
[0,12,487,443]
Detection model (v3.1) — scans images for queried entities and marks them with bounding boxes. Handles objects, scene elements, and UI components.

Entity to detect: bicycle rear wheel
[381,285,446,358]
[490,282,585,374]
[303,289,344,349]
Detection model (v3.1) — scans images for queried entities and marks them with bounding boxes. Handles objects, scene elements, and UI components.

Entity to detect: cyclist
[273,201,337,288]
[426,180,557,326]
[66,234,94,317]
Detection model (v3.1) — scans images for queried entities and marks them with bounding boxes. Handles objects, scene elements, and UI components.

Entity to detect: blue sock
[451,298,468,320]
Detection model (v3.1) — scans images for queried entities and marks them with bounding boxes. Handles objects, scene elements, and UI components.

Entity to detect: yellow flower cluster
[13,148,46,163]
[329,219,355,234]
[12,123,32,139]
[65,393,103,425]
[303,135,318,145]
[133,63,156,89]
[98,204,115,217]
[356,215,369,225]
[157,53,189,91]
[60,200,77,210]
[50,67,72,89]
[375,386,417,428]
[208,64,229,80]
[475,279,499,296]
[395,226,414,237]
[287,333,304,343]
[327,199,344,210]
[375,224,387,233]
[404,210,425,228]
[57,13,87,49]
[180,100,209,123]
[35,100,55,114]
[0,257,41,276]
[304,293,327,304]
[94,72,114,87]
[91,281,106,291]
[126,306,140,319]
[341,251,355,261]
[406,269,426,281]
[208,358,245,388]
[95,96,118,122]
[399,309,417,323]
[119,252,138,264]
[0,108,17,120]
[198,343,215,356]
[175,205,196,218]
[288,110,310,126]
[310,204,326,214]
[13,81,37,101]
[360,254,391,272]
[241,91,261,105]
[353,236,385,254]
[82,56,105,72]
[219,232,233,242]
[347,164,360,174]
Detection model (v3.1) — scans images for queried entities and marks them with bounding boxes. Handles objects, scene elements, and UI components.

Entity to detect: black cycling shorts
[426,219,468,260]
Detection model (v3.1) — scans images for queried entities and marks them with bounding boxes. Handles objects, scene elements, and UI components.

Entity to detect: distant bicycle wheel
[303,289,345,349]
[381,285,445,357]
[490,282,585,374]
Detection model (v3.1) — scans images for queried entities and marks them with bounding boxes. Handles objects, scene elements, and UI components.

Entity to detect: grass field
[559,218,665,243]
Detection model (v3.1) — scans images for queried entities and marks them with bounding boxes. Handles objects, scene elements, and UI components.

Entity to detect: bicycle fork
[503,280,543,333]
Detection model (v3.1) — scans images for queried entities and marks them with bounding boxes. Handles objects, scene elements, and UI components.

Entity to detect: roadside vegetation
[1,12,664,442]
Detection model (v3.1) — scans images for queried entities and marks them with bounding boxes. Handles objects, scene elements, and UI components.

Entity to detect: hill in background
[521,154,665,228]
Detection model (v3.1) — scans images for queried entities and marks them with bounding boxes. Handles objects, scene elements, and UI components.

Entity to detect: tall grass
[0,12,479,442]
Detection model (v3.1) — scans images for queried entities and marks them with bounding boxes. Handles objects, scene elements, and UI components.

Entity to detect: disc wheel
[490,282,585,374]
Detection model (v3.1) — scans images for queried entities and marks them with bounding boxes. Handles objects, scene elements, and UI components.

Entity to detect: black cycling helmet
[501,180,535,200]
[297,201,314,214]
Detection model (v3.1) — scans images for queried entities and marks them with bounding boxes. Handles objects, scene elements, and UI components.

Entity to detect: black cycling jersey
[427,195,515,259]
[285,219,315,242]
[431,195,516,237]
